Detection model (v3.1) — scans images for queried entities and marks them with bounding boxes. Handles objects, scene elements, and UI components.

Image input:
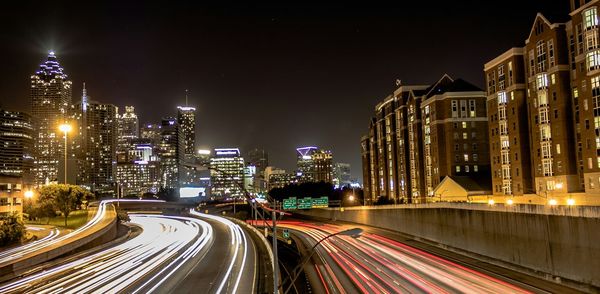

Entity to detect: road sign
[283,197,297,210]
[297,197,312,209]
[282,229,290,239]
[312,196,329,208]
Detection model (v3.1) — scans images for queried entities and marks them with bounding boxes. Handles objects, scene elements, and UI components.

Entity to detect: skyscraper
[30,52,72,186]
[71,86,118,195]
[296,146,333,183]
[210,148,245,198]
[333,163,351,188]
[0,110,34,183]
[177,105,196,158]
[117,106,139,160]
[159,117,183,189]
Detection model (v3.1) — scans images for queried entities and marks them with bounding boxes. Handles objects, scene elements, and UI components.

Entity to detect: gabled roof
[525,13,565,44]
[448,176,491,192]
[425,75,482,98]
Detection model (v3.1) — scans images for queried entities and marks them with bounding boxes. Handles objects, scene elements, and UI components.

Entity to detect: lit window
[462,122,467,128]
[474,165,479,172]
[536,74,548,89]
[463,133,467,139]
[469,100,476,117]
[465,165,470,173]
[473,154,478,161]
[464,154,469,162]
[584,7,599,30]
[587,51,600,71]
[498,92,507,104]
[556,144,561,154]
[456,166,461,172]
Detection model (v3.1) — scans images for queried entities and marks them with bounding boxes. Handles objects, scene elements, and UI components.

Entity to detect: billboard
[179,187,206,198]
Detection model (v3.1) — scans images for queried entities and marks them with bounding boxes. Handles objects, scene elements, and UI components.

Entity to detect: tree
[0,213,25,246]
[38,184,94,227]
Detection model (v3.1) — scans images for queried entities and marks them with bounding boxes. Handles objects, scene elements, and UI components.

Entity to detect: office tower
[0,110,34,183]
[140,123,162,143]
[485,48,534,196]
[115,139,161,196]
[177,106,196,158]
[246,148,269,192]
[159,117,183,189]
[333,163,351,188]
[71,86,118,195]
[210,148,245,197]
[117,106,139,160]
[296,146,333,183]
[30,52,72,186]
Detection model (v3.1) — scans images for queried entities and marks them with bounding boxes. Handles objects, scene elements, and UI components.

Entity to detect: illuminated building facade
[115,140,161,196]
[296,146,333,183]
[117,106,139,160]
[159,117,183,189]
[333,162,351,188]
[30,52,72,186]
[71,87,118,195]
[362,76,490,203]
[485,48,534,196]
[177,106,196,158]
[210,148,244,197]
[0,175,33,218]
[0,110,34,183]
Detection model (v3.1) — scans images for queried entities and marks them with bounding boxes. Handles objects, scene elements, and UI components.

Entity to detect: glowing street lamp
[548,199,558,206]
[24,190,34,199]
[59,123,72,184]
[348,194,355,202]
[506,198,514,206]
[567,198,576,206]
[487,199,495,205]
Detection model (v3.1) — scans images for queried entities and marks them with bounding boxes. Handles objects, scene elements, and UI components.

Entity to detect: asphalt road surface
[0,211,257,294]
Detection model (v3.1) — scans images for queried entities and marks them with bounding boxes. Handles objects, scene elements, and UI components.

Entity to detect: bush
[0,213,25,246]
[116,210,130,223]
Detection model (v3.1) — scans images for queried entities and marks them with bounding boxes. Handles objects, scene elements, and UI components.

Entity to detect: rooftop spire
[185,89,189,107]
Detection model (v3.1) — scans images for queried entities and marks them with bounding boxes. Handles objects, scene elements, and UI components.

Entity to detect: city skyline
[0,1,568,178]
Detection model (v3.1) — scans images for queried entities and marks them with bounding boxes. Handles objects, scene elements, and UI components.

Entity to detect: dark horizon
[0,1,569,179]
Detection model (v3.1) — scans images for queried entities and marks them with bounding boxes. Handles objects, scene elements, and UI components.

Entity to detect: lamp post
[59,123,72,184]
[282,228,363,294]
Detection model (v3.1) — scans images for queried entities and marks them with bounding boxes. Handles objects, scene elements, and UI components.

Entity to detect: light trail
[0,214,212,294]
[275,220,532,294]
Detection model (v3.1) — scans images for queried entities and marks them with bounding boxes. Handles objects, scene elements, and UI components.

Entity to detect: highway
[278,221,536,294]
[0,210,257,294]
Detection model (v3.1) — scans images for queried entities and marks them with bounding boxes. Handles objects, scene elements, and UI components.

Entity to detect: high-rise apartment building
[524,14,579,195]
[210,148,245,197]
[485,48,534,196]
[569,2,600,194]
[0,110,34,183]
[115,139,161,196]
[30,52,72,186]
[362,76,490,203]
[177,106,196,158]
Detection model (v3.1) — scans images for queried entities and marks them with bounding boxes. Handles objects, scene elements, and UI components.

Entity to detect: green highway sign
[297,197,312,209]
[311,196,329,208]
[282,229,290,239]
[283,197,297,210]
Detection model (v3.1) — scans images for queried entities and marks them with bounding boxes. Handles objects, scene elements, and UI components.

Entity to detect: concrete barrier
[0,203,117,280]
[293,203,600,291]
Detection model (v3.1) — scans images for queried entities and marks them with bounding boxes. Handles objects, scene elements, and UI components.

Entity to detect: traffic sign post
[297,197,312,209]
[312,196,329,208]
[283,229,290,239]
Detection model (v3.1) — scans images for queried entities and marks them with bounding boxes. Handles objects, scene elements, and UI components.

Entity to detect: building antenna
[185,89,189,107]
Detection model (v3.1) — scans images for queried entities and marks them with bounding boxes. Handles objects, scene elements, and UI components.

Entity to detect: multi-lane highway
[278,221,538,294]
[0,210,257,294]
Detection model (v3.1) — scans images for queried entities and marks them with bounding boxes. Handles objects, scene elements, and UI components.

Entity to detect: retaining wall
[294,203,600,290]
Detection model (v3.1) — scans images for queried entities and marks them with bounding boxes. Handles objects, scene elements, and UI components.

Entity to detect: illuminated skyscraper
[30,52,72,186]
[0,110,34,183]
[159,117,183,189]
[296,146,333,183]
[71,86,118,195]
[177,93,196,158]
[210,148,244,197]
[117,106,139,160]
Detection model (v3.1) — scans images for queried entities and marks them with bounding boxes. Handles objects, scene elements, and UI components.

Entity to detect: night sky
[0,1,569,181]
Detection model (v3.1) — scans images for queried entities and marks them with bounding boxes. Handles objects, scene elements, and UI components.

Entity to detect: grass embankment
[26,210,90,230]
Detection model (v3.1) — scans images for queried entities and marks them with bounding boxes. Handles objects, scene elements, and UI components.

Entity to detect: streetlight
[506,198,514,206]
[24,190,34,199]
[59,123,72,184]
[282,228,363,294]
[548,198,558,206]
[567,198,576,206]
